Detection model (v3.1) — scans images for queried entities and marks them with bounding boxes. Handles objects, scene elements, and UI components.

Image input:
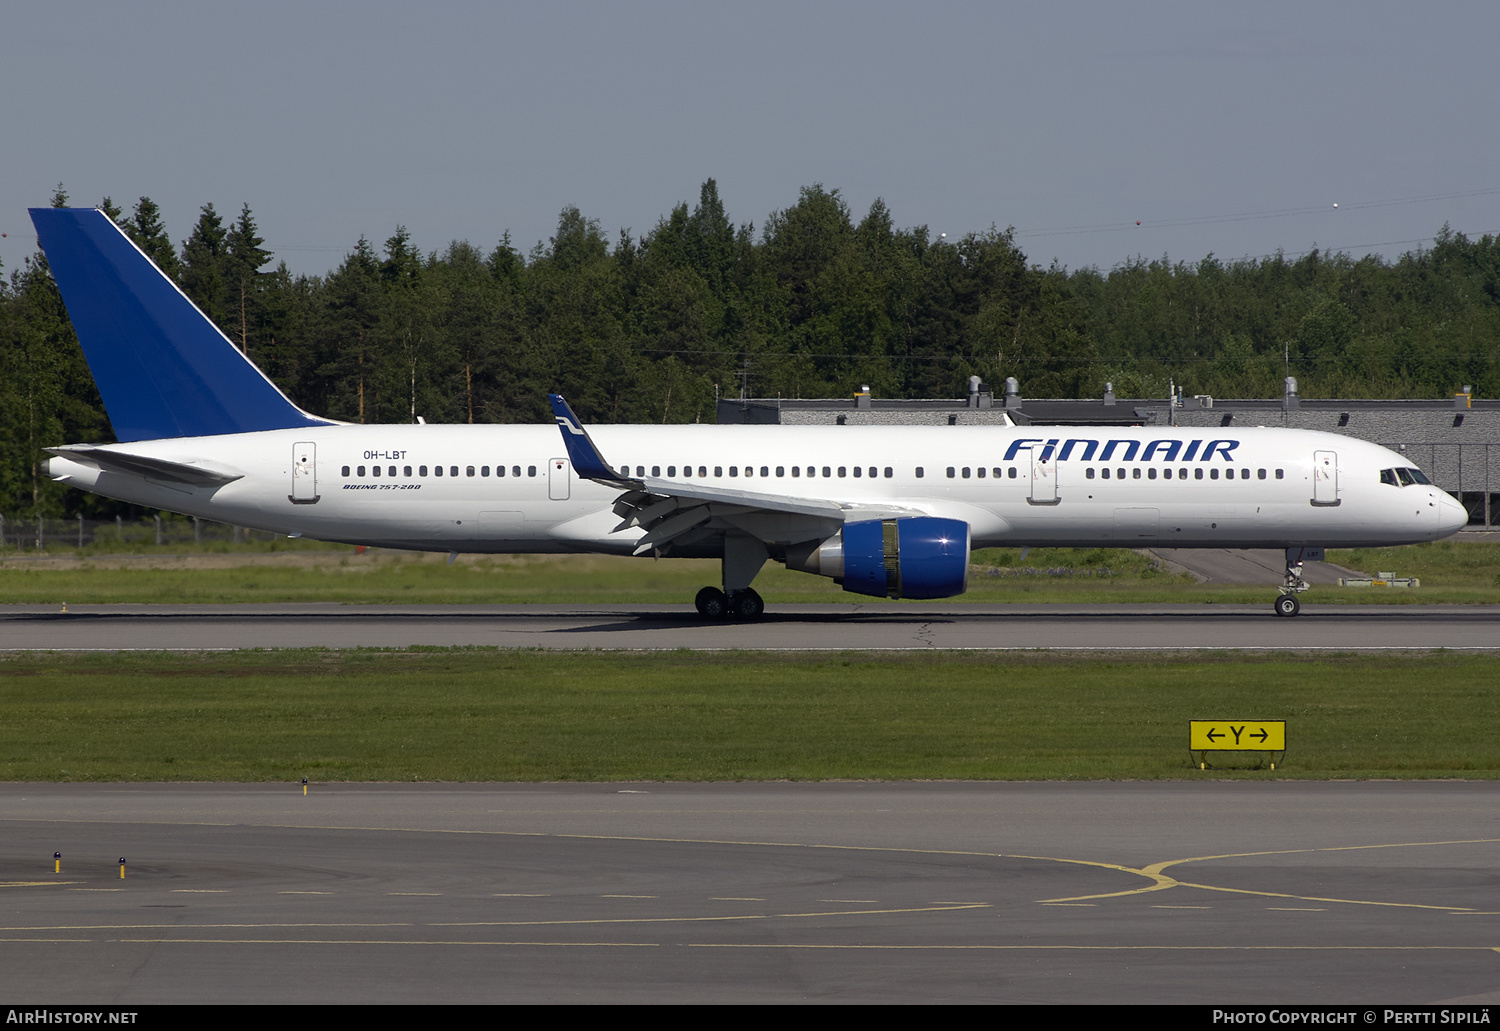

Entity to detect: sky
[3,1,1498,280]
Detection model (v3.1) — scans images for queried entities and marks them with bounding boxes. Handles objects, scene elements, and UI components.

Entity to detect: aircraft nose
[1438,495,1468,535]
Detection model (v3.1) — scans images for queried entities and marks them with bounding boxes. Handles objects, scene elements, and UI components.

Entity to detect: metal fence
[0,514,283,551]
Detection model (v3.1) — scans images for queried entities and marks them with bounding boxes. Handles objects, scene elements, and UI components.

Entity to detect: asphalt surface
[3,602,1498,650]
[4,782,1498,1004]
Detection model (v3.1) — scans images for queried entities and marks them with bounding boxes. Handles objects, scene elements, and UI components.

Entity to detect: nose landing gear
[1274,549,1312,617]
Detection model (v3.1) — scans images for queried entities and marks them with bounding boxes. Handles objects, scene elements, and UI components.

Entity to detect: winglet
[548,394,636,486]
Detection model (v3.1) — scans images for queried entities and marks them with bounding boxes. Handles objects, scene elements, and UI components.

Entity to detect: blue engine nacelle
[841,517,971,599]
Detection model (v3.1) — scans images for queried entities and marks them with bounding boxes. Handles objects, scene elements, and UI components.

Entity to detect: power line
[1014,187,1500,240]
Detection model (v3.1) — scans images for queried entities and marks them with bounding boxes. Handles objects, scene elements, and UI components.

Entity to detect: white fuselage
[47,423,1469,557]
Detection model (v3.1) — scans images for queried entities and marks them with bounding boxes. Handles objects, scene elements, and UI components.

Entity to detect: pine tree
[224,204,272,355]
[128,197,180,280]
[180,203,228,329]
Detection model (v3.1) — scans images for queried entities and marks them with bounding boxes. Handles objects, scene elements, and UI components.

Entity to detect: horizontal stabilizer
[47,445,243,487]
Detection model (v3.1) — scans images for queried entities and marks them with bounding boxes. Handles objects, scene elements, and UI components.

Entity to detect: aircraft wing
[46,445,244,487]
[548,394,920,554]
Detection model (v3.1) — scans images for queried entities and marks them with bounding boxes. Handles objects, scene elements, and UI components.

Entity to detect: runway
[4,782,1499,1004]
[3,602,1499,650]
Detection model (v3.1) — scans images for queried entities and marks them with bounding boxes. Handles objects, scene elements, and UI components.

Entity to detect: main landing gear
[1274,550,1312,617]
[693,534,770,621]
[694,586,764,620]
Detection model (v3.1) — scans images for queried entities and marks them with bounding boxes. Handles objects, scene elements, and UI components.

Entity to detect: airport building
[717,377,1500,528]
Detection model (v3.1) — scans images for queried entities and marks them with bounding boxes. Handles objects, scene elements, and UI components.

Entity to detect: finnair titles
[31,206,1468,620]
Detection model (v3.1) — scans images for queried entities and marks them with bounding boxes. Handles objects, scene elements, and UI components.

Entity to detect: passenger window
[869,467,878,478]
[652,466,661,477]
[1275,469,1283,479]
[806,466,815,478]
[792,467,800,477]
[512,466,521,478]
[729,466,738,477]
[884,468,893,478]
[1148,468,1157,480]
[434,466,442,477]
[667,466,676,477]
[962,467,971,479]
[1241,469,1249,480]
[822,466,831,478]
[527,466,536,477]
[450,466,459,477]
[1210,468,1219,480]
[1195,468,1204,480]
[342,465,350,477]
[496,465,505,477]
[466,466,475,477]
[947,467,956,478]
[1117,468,1125,479]
[1007,467,1016,479]
[420,465,428,477]
[761,467,769,477]
[1164,468,1172,479]
[357,465,366,477]
[853,467,862,478]
[404,466,412,477]
[699,466,707,477]
[372,465,381,477]
[1086,467,1095,480]
[1258,468,1267,480]
[1179,467,1187,479]
[1102,468,1110,479]
[1133,468,1141,480]
[481,466,490,477]
[776,466,784,477]
[976,467,985,478]
[915,467,924,478]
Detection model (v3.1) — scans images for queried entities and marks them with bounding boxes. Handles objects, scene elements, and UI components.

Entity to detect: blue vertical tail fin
[30,206,334,441]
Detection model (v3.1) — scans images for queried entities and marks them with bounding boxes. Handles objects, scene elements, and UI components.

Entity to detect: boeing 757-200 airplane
[32,207,1468,618]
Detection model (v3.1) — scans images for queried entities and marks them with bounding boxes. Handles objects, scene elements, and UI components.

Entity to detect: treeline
[3,181,1499,517]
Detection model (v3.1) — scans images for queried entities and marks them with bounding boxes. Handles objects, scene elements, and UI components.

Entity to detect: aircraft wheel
[695,587,728,619]
[734,589,765,620]
[1273,595,1300,618]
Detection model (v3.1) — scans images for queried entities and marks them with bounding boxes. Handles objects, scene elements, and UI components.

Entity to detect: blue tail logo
[30,207,333,442]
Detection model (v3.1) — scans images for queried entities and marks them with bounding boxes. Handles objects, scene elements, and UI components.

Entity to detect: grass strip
[0,650,1495,782]
[1,542,1497,605]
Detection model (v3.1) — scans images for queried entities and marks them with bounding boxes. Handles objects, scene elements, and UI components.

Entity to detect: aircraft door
[549,457,571,501]
[290,442,319,504]
[1312,450,1339,506]
[1030,453,1059,506]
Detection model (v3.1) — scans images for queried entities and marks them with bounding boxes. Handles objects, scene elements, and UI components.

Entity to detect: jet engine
[786,517,971,599]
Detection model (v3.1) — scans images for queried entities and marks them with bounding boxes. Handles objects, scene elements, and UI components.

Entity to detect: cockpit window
[1382,466,1434,487]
